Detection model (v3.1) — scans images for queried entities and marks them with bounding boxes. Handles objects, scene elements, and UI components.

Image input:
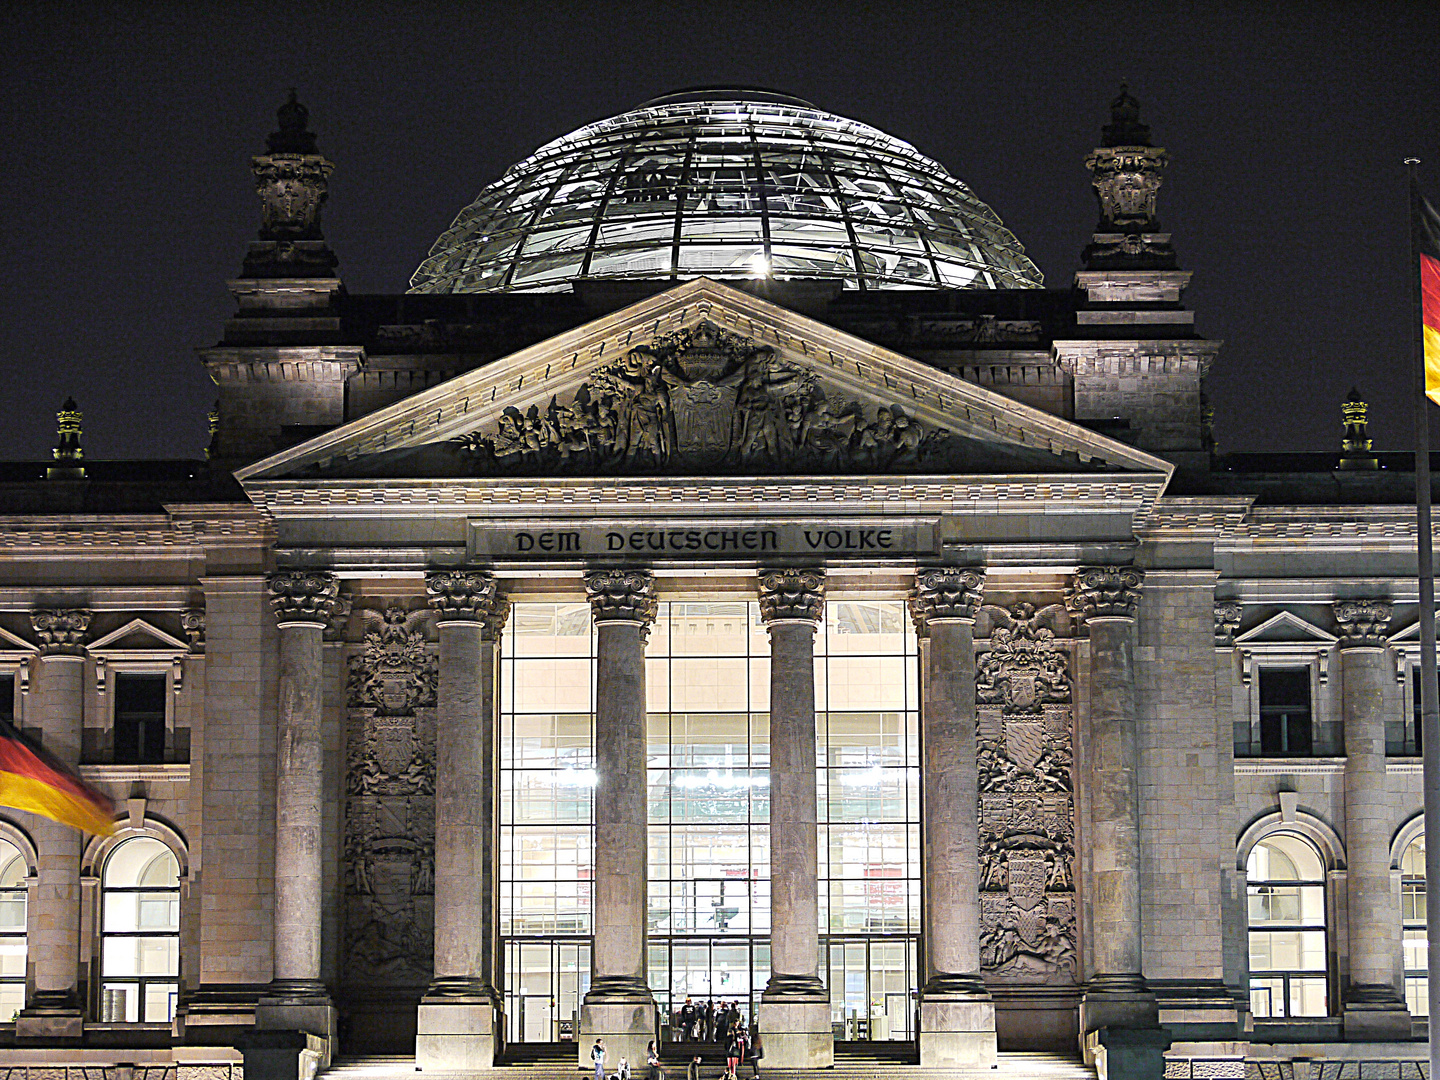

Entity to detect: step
[321,1052,1096,1080]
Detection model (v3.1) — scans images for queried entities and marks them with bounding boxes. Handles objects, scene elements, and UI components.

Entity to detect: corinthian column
[16,609,91,1038]
[1069,566,1159,1033]
[910,569,996,1067]
[756,569,832,1069]
[417,571,509,1068]
[580,569,658,1068]
[1334,599,1411,1038]
[258,571,339,1042]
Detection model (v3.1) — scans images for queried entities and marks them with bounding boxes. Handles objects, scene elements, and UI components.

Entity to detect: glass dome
[410,88,1043,294]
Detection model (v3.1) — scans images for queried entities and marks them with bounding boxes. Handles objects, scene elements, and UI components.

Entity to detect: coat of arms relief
[975,602,1078,985]
[343,605,437,984]
[452,321,960,474]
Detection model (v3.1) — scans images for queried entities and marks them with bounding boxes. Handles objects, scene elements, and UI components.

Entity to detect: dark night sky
[2,0,1438,462]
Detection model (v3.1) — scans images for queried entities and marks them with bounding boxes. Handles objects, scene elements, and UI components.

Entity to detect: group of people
[672,998,743,1044]
[589,1000,762,1080]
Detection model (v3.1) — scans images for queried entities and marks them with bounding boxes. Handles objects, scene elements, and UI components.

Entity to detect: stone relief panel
[343,605,436,986]
[975,602,1078,985]
[451,321,962,475]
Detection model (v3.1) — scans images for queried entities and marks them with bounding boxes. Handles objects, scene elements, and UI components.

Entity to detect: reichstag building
[0,86,1430,1080]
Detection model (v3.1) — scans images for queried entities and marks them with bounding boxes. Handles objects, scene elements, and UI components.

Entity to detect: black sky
[2,0,1438,462]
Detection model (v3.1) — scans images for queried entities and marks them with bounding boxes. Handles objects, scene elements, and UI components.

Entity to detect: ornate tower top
[241,90,338,278]
[1101,83,1152,147]
[1082,85,1175,269]
[267,89,318,155]
[1339,388,1378,471]
[47,397,84,480]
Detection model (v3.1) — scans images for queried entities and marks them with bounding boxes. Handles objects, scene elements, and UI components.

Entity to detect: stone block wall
[1135,570,1227,986]
[197,577,277,985]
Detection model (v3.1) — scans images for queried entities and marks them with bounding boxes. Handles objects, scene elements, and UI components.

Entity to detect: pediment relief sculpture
[451,321,965,476]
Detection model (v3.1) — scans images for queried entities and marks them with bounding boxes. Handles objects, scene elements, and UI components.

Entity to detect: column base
[757,986,832,1070]
[237,1029,330,1080]
[416,979,503,1071]
[1081,1026,1173,1080]
[1151,979,1241,1032]
[1341,986,1412,1041]
[16,990,83,1039]
[257,981,337,1068]
[1081,974,1160,1034]
[580,980,657,1074]
[918,975,996,1068]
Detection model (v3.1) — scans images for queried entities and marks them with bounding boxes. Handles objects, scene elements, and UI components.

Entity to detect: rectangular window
[1411,668,1429,756]
[113,674,167,765]
[0,674,13,727]
[1258,668,1312,756]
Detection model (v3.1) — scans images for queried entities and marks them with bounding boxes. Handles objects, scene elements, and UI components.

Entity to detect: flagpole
[1407,157,1440,1076]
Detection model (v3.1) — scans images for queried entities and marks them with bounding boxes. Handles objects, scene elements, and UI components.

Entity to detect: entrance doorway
[504,939,591,1044]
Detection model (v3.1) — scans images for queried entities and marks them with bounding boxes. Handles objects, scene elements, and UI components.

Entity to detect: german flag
[1418,184,1440,405]
[0,726,115,835]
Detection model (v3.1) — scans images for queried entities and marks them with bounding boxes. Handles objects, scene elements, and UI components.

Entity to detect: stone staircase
[320,1043,1097,1080]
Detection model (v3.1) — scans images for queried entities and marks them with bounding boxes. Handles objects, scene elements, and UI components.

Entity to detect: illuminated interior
[499,599,920,1041]
[411,88,1042,294]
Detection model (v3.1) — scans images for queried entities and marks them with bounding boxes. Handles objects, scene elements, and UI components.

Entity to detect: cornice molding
[246,474,1169,518]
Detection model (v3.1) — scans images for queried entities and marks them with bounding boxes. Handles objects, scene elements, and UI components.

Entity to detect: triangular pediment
[1390,620,1435,645]
[239,278,1173,483]
[0,626,36,653]
[1234,611,1338,646]
[89,618,189,654]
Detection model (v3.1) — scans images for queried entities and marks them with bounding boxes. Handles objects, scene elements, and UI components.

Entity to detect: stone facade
[0,89,1432,1080]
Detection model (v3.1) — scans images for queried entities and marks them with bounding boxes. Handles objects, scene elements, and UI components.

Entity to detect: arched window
[0,839,27,1020]
[1247,832,1328,1018]
[1402,834,1427,1017]
[100,836,179,1023]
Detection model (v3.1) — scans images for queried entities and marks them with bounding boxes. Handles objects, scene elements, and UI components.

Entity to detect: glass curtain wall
[501,602,596,1043]
[500,596,921,1044]
[646,601,772,1034]
[817,601,920,1040]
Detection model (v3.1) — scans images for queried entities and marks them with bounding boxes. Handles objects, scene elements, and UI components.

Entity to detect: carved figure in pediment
[450,319,981,476]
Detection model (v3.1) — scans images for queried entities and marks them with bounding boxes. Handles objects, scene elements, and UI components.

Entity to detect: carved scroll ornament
[758,568,825,625]
[30,608,92,652]
[269,571,340,624]
[909,567,985,629]
[1066,565,1144,621]
[585,569,658,625]
[1333,598,1393,648]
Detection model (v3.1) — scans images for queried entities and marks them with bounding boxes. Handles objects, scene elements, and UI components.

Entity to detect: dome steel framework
[410,89,1043,294]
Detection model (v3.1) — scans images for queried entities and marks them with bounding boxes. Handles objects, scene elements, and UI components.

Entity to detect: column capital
[585,569,657,625]
[758,568,825,625]
[1214,601,1242,644]
[909,567,985,630]
[1334,598,1392,649]
[427,570,509,636]
[1067,565,1144,621]
[29,608,91,655]
[268,571,340,626]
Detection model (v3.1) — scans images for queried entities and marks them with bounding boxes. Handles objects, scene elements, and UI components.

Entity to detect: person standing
[725,1026,740,1080]
[648,1041,662,1080]
[687,1056,702,1080]
[592,1039,606,1080]
[750,1029,762,1080]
